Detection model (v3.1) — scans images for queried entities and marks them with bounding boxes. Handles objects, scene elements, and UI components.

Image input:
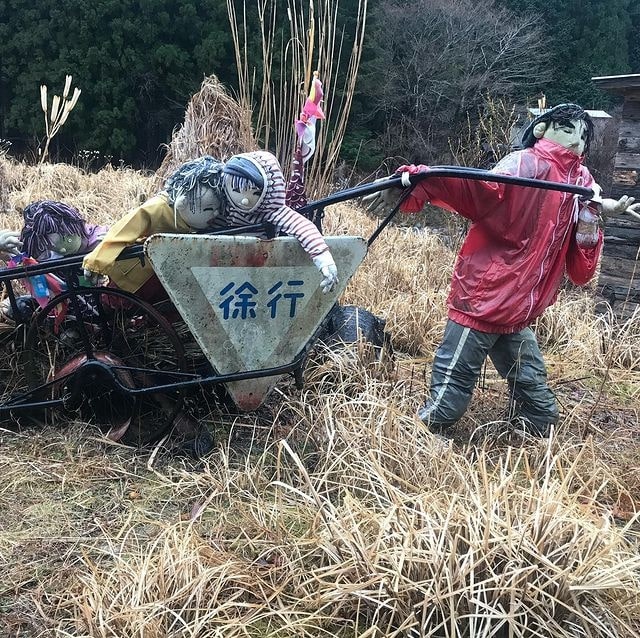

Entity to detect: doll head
[221,154,269,212]
[164,156,225,229]
[21,200,90,259]
[521,103,594,156]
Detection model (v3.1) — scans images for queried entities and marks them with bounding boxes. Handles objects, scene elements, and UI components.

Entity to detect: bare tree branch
[365,0,551,161]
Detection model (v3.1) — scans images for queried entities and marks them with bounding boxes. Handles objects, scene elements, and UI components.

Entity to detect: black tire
[22,287,187,446]
[318,304,392,355]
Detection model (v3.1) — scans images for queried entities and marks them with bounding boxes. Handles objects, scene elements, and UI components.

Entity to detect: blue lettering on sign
[267,280,305,318]
[218,280,306,319]
[219,282,259,319]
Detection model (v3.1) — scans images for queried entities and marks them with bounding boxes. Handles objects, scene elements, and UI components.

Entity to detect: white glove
[0,229,22,258]
[312,251,339,293]
[83,267,108,286]
[362,186,403,214]
[601,195,640,221]
[361,175,411,214]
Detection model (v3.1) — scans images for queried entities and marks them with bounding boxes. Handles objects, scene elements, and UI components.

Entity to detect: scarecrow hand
[0,229,22,258]
[602,195,640,221]
[361,169,418,214]
[83,268,108,287]
[312,251,339,294]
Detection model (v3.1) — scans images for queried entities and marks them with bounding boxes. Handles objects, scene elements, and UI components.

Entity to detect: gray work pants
[418,320,558,433]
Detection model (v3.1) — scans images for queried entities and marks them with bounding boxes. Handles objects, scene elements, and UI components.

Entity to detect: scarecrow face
[535,118,588,156]
[174,184,223,230]
[222,174,265,212]
[46,232,83,255]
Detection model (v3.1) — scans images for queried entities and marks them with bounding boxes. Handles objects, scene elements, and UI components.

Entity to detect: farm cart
[0,169,593,446]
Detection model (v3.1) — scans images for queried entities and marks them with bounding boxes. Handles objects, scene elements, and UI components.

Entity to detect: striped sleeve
[264,205,329,257]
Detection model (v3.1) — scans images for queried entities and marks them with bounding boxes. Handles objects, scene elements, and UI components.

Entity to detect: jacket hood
[226,151,288,214]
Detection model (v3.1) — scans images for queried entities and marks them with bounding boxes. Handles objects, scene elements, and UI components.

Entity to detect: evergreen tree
[0,0,234,164]
[498,0,633,106]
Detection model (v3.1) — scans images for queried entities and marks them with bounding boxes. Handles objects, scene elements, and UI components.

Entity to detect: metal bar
[1,351,308,412]
[91,354,308,395]
[0,225,272,283]
[298,167,595,214]
[367,190,414,247]
[0,170,593,284]
[0,398,66,413]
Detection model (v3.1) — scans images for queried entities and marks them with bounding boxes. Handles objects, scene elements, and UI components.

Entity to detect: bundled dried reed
[152,75,257,194]
[228,0,368,198]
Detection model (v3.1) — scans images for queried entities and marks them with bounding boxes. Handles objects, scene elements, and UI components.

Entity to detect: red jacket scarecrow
[399,138,603,333]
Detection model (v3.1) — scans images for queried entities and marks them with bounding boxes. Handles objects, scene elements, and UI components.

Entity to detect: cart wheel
[22,287,188,446]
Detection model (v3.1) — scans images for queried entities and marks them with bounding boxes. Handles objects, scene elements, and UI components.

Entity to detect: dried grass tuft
[2,161,152,228]
[46,365,640,637]
[152,75,257,194]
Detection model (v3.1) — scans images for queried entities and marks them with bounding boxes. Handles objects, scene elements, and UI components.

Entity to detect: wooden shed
[591,74,640,315]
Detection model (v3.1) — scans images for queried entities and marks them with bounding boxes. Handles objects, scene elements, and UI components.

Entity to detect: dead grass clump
[599,305,640,371]
[0,154,34,210]
[536,293,640,372]
[152,74,257,194]
[534,290,604,364]
[69,165,152,225]
[3,162,153,229]
[10,163,84,211]
[65,524,276,637]
[51,405,640,637]
[0,156,10,213]
[290,443,640,637]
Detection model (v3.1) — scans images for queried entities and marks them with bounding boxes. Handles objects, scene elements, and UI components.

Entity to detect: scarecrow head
[221,152,271,213]
[521,103,594,157]
[21,200,91,259]
[164,156,225,229]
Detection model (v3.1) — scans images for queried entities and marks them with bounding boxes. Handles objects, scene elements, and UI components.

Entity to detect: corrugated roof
[592,74,640,91]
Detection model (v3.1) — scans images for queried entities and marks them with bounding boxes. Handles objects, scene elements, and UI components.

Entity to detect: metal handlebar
[298,166,594,214]
[0,167,594,281]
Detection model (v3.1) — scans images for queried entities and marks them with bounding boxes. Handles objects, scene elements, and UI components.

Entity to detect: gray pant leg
[419,320,498,428]
[488,328,559,430]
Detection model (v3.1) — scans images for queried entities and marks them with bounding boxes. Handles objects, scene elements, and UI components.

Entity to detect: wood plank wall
[599,88,640,316]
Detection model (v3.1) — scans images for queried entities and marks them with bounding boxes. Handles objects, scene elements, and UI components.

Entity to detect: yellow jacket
[82,194,191,292]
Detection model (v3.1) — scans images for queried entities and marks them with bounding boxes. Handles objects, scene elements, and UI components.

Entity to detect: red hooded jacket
[400,138,603,333]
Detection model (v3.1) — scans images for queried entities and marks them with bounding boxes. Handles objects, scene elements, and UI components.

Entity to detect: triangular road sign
[145,235,368,410]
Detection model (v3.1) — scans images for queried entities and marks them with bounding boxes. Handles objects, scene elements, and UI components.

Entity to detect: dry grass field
[1,156,639,637]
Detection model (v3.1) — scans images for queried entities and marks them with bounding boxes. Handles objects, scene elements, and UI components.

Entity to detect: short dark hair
[521,103,594,155]
[164,156,224,204]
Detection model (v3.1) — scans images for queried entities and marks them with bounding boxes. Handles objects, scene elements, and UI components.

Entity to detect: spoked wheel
[22,287,188,446]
